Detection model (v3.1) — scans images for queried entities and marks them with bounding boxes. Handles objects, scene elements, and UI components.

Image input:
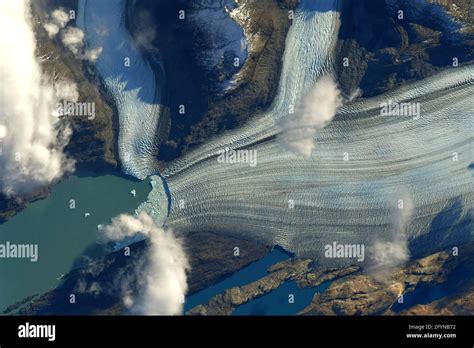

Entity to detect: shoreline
[126,0,299,163]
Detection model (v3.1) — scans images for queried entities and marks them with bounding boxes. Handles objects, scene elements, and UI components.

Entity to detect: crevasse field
[77,0,164,179]
[79,0,473,265]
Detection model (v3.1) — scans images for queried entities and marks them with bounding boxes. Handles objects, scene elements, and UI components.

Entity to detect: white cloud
[43,8,102,63]
[99,212,190,315]
[60,26,85,56]
[83,47,103,63]
[100,212,153,242]
[369,194,413,272]
[54,79,79,102]
[370,233,410,270]
[0,125,6,139]
[51,8,71,27]
[61,26,102,63]
[43,8,71,38]
[0,1,74,196]
[278,75,342,158]
[43,22,60,38]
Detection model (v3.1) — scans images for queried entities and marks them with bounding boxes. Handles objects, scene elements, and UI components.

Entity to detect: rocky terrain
[301,243,474,316]
[6,235,473,316]
[0,185,51,223]
[0,0,118,222]
[187,260,359,315]
[5,0,471,220]
[3,232,269,315]
[187,259,314,315]
[128,0,298,161]
[32,0,118,169]
[334,0,474,98]
[396,290,474,315]
[2,0,472,318]
[1,0,296,220]
[183,242,474,316]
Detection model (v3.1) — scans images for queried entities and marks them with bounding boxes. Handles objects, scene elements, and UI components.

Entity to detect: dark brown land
[185,243,474,316]
[127,0,298,161]
[0,0,119,222]
[4,232,269,315]
[334,0,474,98]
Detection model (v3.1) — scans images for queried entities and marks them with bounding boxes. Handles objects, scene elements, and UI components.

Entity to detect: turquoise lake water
[0,172,151,311]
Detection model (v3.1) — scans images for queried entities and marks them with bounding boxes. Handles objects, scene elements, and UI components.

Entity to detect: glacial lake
[184,247,291,312]
[0,172,151,311]
[233,279,331,315]
[185,246,332,315]
[391,262,466,313]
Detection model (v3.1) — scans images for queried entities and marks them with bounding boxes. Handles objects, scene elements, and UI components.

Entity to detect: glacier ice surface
[77,0,163,179]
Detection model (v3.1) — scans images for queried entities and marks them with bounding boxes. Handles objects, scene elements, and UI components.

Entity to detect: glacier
[77,0,163,179]
[163,0,342,176]
[160,67,473,262]
[137,0,473,265]
[74,0,472,265]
